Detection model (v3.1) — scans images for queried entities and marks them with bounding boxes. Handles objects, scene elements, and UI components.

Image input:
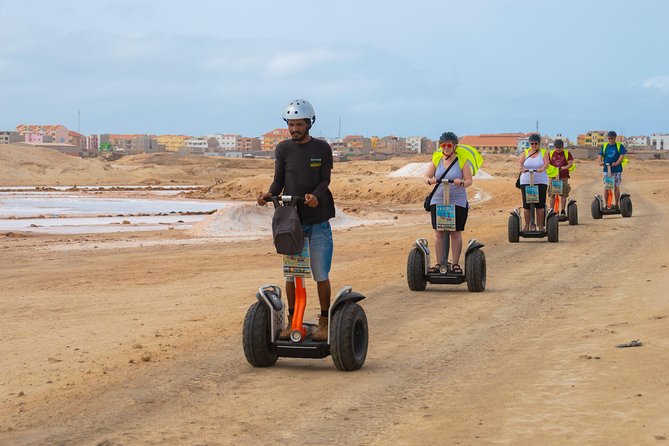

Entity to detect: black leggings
[521,184,548,209]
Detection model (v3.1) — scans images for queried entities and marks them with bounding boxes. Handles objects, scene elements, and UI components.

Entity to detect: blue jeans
[287,221,333,282]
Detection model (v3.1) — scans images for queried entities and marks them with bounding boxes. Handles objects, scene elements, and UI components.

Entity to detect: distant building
[184,136,220,155]
[68,130,87,153]
[343,135,372,152]
[460,133,530,154]
[238,137,261,152]
[0,131,22,144]
[105,134,164,154]
[650,133,669,150]
[262,128,291,151]
[16,124,69,143]
[155,134,190,152]
[406,136,435,154]
[577,130,623,147]
[627,135,650,147]
[24,133,54,143]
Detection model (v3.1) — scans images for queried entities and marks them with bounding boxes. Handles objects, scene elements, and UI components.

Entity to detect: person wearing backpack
[598,130,628,209]
[256,99,335,342]
[546,139,575,217]
[422,131,481,275]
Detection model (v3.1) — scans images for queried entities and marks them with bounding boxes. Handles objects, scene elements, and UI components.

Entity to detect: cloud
[265,49,353,77]
[643,75,669,94]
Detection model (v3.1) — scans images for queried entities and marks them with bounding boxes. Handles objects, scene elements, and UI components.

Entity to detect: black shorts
[521,184,548,209]
[430,204,469,231]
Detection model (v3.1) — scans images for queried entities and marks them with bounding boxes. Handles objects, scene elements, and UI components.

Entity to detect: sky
[1,0,668,140]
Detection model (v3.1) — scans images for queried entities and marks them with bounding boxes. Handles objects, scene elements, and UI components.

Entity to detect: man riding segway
[256,99,335,342]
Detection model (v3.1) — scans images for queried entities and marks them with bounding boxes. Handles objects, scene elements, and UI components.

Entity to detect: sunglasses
[530,142,539,145]
[440,142,455,149]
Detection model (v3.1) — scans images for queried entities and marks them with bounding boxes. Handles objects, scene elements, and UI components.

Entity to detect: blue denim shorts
[286,221,333,282]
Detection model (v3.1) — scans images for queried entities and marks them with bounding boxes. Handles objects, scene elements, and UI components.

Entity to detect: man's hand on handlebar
[256,191,271,206]
[305,194,319,208]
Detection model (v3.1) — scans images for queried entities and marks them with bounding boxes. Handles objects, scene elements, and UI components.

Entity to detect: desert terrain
[1,144,668,445]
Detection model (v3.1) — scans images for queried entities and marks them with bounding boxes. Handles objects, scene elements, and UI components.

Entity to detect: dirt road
[1,161,668,445]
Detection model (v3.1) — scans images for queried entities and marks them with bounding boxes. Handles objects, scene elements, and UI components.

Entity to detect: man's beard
[291,131,308,142]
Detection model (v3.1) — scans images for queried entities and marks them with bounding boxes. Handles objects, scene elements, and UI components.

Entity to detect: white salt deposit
[388,162,494,179]
[187,202,387,238]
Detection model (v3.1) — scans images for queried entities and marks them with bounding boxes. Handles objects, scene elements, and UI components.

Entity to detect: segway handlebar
[521,169,539,173]
[435,179,456,184]
[263,195,305,208]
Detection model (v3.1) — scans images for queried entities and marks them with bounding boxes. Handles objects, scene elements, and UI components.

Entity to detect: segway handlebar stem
[263,195,305,208]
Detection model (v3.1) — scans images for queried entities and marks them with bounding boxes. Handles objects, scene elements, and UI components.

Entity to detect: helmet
[554,139,564,148]
[607,130,617,138]
[529,133,541,143]
[438,131,458,144]
[283,99,316,125]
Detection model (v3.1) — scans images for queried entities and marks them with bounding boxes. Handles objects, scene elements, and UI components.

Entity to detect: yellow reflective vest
[432,144,484,176]
[546,149,576,178]
[601,142,629,167]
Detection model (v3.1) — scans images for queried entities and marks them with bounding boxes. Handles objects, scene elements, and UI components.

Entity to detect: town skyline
[1,1,668,139]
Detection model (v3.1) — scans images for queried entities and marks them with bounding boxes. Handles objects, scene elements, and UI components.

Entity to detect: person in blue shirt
[597,130,628,209]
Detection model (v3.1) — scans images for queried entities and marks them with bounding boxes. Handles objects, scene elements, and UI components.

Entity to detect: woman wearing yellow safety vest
[518,133,550,232]
[423,131,483,274]
[546,139,575,216]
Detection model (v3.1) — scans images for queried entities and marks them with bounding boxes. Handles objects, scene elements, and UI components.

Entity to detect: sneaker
[311,315,329,342]
[278,315,292,340]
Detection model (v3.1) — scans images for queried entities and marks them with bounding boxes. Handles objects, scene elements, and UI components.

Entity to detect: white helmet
[283,99,316,125]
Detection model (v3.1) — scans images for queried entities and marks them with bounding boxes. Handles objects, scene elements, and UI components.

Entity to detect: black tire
[407,248,427,291]
[242,301,278,367]
[330,302,368,371]
[568,203,578,225]
[621,195,633,218]
[591,198,602,219]
[508,214,520,243]
[547,214,559,242]
[465,248,486,292]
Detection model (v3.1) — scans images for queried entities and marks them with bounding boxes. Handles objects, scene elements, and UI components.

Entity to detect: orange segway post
[290,276,307,342]
[604,163,614,209]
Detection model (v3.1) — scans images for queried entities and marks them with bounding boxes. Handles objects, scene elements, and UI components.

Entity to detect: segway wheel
[242,301,278,367]
[508,214,520,243]
[591,198,602,219]
[407,247,427,291]
[568,203,578,225]
[465,248,486,292]
[547,214,559,243]
[330,302,368,371]
[621,195,633,218]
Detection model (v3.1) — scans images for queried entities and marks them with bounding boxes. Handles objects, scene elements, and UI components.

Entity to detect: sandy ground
[1,145,669,445]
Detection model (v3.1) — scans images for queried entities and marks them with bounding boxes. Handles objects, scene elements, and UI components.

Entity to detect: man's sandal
[451,264,463,274]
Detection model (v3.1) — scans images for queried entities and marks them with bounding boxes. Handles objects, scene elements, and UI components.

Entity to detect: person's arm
[457,163,473,188]
[518,152,527,171]
[424,162,437,184]
[563,153,574,171]
[613,145,627,166]
[268,145,286,195]
[311,146,332,198]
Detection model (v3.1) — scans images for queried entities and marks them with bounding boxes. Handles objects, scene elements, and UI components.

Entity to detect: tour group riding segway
[591,163,632,219]
[242,195,369,371]
[407,178,486,292]
[549,176,578,225]
[508,169,559,243]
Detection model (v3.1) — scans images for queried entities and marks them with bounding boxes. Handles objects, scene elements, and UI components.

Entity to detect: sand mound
[388,162,495,179]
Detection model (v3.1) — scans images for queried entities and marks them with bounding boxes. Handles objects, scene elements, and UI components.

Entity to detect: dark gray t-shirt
[268,137,335,225]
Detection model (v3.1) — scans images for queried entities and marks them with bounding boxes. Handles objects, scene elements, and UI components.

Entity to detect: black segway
[242,195,368,371]
[508,170,559,243]
[591,163,632,219]
[407,178,486,292]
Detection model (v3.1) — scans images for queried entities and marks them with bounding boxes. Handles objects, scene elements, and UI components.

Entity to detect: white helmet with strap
[283,99,316,125]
